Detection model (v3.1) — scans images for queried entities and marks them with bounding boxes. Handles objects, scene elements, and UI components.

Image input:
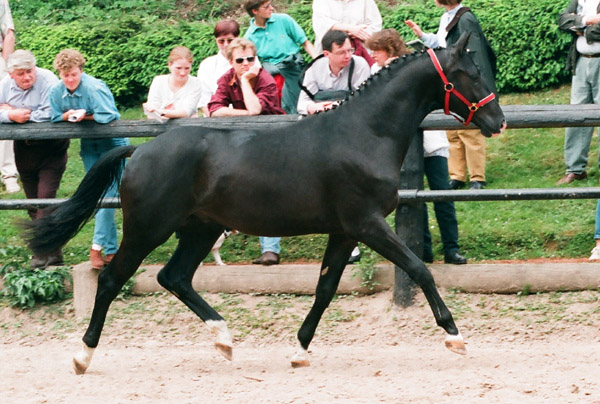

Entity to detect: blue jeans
[595,200,600,240]
[260,237,281,254]
[262,53,305,115]
[564,56,600,174]
[80,137,129,254]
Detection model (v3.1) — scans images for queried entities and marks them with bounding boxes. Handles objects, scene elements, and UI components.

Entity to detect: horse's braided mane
[326,49,435,113]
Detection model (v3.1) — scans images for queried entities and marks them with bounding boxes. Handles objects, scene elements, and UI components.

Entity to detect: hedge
[14,0,572,107]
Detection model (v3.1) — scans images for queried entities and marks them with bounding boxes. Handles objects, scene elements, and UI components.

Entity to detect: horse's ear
[451,32,472,59]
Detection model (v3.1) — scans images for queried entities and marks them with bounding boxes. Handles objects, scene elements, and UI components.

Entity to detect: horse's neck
[340,57,439,155]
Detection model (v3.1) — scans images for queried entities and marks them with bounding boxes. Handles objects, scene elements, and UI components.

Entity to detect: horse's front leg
[352,215,466,355]
[292,233,356,368]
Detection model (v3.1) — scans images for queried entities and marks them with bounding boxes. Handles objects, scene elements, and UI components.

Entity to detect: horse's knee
[157,269,175,291]
[404,260,435,286]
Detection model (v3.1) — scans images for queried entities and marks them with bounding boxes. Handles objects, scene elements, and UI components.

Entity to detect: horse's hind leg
[291,233,356,367]
[351,215,466,355]
[156,220,233,361]
[74,238,157,374]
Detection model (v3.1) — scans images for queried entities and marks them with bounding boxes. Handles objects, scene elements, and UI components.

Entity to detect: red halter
[427,48,496,126]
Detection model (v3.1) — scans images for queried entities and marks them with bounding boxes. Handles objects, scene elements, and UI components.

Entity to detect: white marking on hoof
[444,332,467,355]
[73,343,95,375]
[290,341,310,368]
[207,320,233,361]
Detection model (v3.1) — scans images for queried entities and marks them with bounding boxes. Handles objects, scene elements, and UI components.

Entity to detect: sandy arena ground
[1,289,599,403]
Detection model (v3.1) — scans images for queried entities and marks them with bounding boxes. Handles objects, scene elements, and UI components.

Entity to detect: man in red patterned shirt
[208,38,284,117]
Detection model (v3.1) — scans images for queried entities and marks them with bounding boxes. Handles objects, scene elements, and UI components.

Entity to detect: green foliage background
[10,0,573,107]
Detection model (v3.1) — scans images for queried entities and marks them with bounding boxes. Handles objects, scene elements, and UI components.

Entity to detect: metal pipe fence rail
[2,104,600,306]
[4,188,600,210]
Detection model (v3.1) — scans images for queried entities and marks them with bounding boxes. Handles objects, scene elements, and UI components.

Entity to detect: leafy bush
[14,0,571,105]
[16,17,216,107]
[385,0,570,92]
[0,264,72,308]
[10,0,240,24]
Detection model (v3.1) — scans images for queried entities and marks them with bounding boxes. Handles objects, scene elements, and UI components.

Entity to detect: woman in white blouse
[197,19,240,117]
[312,0,382,54]
[143,46,201,120]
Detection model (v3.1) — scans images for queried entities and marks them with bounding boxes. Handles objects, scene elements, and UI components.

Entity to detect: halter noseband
[427,48,496,126]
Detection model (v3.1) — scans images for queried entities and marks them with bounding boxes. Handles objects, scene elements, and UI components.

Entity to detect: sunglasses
[217,38,235,45]
[234,56,256,64]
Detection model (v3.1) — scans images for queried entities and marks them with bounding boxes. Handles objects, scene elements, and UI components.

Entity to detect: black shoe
[449,180,465,190]
[30,256,48,269]
[469,181,486,190]
[444,251,467,265]
[348,249,362,264]
[47,254,64,266]
[422,250,434,263]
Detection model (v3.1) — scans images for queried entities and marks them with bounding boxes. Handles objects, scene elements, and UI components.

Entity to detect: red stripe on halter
[427,48,495,126]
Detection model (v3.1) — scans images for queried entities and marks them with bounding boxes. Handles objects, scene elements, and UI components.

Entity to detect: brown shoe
[90,248,105,269]
[556,171,587,185]
[104,254,115,265]
[252,251,280,266]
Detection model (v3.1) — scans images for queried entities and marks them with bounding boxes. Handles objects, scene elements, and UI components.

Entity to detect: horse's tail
[24,145,137,256]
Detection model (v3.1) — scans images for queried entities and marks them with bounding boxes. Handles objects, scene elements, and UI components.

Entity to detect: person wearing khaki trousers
[406,0,497,190]
[446,128,487,189]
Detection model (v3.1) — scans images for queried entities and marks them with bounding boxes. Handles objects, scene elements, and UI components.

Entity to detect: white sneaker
[3,178,20,194]
[589,246,600,260]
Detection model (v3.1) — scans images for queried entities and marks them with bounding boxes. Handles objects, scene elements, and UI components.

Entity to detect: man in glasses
[197,19,241,118]
[297,30,371,264]
[207,37,284,266]
[297,30,370,116]
[244,0,317,115]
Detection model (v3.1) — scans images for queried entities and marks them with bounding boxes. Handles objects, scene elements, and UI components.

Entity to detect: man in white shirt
[297,30,371,116]
[297,30,370,263]
[558,0,600,184]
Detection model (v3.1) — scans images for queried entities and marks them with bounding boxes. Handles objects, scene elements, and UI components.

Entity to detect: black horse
[26,34,505,374]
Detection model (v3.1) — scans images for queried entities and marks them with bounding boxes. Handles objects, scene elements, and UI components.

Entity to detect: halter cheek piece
[427,48,495,126]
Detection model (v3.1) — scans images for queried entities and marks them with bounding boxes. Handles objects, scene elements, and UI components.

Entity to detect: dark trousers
[14,139,69,220]
[423,156,460,256]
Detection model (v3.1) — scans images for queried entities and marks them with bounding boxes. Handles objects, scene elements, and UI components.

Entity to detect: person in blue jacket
[49,48,129,270]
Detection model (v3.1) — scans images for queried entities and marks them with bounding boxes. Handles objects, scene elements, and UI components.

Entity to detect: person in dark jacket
[405,0,497,190]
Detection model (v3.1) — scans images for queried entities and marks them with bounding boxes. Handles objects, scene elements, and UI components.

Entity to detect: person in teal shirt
[49,48,129,270]
[244,0,317,114]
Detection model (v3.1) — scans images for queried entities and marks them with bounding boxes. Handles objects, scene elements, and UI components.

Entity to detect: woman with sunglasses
[143,46,201,120]
[197,19,241,117]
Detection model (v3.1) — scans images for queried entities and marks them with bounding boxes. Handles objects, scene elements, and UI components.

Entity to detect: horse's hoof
[444,333,467,355]
[73,343,95,375]
[291,343,310,368]
[215,342,233,361]
[73,357,88,375]
[207,320,233,361]
[291,358,310,368]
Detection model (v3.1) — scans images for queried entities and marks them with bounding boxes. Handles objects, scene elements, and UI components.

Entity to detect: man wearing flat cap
[0,49,67,268]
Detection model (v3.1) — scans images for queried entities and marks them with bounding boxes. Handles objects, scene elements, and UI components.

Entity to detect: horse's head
[432,33,505,137]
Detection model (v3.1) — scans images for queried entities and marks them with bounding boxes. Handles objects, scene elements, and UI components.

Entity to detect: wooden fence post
[394,129,424,307]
